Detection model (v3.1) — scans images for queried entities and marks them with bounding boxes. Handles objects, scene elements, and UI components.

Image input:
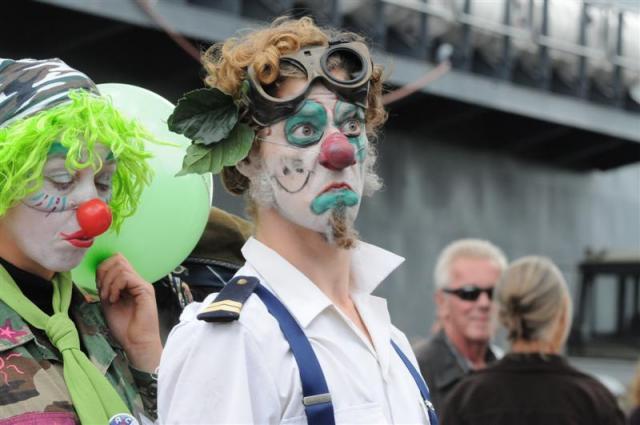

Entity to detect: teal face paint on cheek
[352,133,366,162]
[284,100,328,146]
[310,189,360,215]
[334,101,360,122]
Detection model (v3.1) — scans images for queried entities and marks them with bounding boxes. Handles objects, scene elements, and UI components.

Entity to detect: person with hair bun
[440,256,625,425]
[158,16,436,424]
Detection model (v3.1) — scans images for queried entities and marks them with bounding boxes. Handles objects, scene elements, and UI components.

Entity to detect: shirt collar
[241,237,404,328]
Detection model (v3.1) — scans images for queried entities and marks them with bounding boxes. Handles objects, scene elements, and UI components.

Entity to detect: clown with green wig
[0,58,162,424]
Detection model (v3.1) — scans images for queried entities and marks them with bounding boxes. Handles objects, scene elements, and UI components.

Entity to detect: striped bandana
[0,58,99,128]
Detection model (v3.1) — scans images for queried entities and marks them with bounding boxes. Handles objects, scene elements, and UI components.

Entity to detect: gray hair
[434,239,507,290]
[496,256,572,343]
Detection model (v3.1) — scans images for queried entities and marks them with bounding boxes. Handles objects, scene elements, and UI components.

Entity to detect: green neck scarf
[0,265,131,424]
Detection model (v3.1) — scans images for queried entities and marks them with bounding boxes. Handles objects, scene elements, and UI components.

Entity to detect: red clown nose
[319,133,356,171]
[76,198,113,238]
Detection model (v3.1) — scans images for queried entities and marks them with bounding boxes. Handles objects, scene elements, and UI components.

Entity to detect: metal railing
[185,0,639,108]
[361,0,639,106]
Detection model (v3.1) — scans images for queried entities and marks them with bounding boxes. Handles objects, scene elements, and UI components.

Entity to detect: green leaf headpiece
[168,85,254,176]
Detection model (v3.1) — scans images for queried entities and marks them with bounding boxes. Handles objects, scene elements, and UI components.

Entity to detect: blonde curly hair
[496,256,571,344]
[202,16,387,195]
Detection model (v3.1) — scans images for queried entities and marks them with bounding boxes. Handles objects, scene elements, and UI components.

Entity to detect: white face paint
[3,143,115,272]
[249,83,369,238]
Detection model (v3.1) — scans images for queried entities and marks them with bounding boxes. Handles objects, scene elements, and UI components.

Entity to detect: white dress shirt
[158,237,431,424]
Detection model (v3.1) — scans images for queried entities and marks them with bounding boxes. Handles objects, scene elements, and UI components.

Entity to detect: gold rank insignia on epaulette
[197,276,259,322]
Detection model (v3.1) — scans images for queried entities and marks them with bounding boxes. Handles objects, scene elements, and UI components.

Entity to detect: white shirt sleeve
[157,308,282,424]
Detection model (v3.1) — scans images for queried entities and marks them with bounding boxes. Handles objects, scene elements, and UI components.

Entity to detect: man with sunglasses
[414,239,507,414]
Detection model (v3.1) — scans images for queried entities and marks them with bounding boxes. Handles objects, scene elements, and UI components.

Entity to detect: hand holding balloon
[71,83,213,292]
[97,253,162,373]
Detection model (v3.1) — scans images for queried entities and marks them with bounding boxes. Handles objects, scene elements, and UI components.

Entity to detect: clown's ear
[235,149,262,180]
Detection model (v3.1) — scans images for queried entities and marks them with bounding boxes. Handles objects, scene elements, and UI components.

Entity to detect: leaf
[168,88,238,146]
[176,144,216,176]
[176,123,255,176]
[219,123,254,168]
[240,80,250,97]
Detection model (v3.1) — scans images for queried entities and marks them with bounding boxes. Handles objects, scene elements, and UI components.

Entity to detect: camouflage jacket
[0,278,157,423]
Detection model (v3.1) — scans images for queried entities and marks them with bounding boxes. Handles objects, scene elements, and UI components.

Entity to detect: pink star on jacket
[0,319,28,344]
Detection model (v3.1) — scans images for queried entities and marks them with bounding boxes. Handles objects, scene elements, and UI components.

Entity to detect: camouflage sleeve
[129,365,158,420]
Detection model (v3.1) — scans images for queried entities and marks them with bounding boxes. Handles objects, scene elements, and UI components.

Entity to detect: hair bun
[507,297,525,316]
[497,256,569,344]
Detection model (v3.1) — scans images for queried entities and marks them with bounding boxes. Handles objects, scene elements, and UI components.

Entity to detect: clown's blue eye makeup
[291,124,317,139]
[334,101,365,130]
[339,119,362,137]
[284,100,327,147]
[334,101,366,161]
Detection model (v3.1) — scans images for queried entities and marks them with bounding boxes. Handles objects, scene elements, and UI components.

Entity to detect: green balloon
[72,83,213,292]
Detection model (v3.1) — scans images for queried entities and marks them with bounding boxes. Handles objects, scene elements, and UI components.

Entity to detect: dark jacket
[413,330,499,414]
[440,353,626,425]
[630,406,640,425]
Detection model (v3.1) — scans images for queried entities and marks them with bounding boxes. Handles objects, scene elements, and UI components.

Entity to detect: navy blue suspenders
[390,340,439,425]
[254,283,440,425]
[254,284,336,425]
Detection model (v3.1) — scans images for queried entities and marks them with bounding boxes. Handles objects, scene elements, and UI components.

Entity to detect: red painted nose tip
[76,198,112,238]
[319,133,356,171]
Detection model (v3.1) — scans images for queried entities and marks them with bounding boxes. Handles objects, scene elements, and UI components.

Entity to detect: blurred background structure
[4,0,638,390]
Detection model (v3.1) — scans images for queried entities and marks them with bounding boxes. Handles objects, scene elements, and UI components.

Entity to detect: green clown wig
[0,89,153,231]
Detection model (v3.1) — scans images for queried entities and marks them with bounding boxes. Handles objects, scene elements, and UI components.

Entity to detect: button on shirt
[158,237,431,424]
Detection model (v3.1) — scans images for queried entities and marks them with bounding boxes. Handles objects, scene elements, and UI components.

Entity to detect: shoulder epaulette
[197,276,258,322]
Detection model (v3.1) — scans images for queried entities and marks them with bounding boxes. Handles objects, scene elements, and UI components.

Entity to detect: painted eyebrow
[294,101,325,117]
[335,102,365,121]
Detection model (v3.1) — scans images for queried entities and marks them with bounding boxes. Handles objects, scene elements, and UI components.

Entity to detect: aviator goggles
[247,40,373,127]
[442,285,494,302]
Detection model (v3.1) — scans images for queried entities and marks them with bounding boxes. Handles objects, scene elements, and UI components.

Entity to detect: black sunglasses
[442,285,494,301]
